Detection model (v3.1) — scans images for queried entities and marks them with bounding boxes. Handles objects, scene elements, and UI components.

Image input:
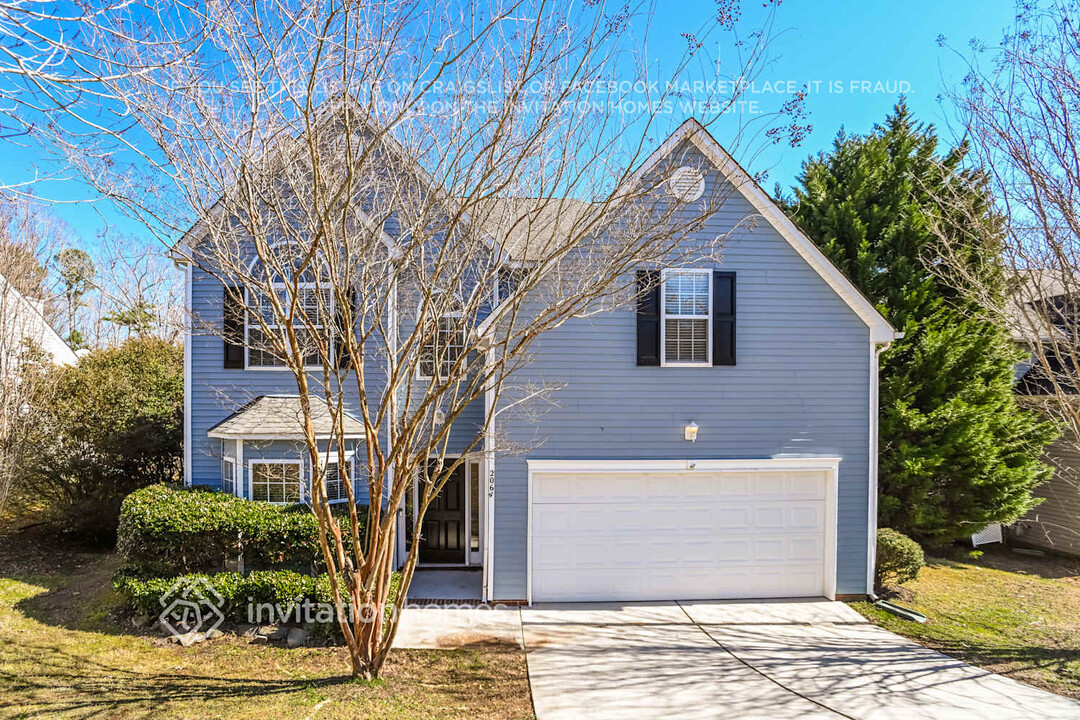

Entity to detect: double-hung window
[320,458,353,503]
[246,285,332,368]
[661,269,712,365]
[419,315,465,380]
[221,447,237,496]
[250,461,302,504]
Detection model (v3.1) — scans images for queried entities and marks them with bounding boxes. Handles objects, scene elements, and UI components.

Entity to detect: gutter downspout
[387,276,402,569]
[866,333,901,596]
[481,344,496,603]
[183,262,193,487]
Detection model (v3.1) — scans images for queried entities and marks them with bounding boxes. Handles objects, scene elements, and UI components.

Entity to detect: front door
[420,463,467,564]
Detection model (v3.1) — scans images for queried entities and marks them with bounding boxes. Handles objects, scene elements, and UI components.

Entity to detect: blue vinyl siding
[185,137,877,599]
[187,266,484,500]
[490,145,873,599]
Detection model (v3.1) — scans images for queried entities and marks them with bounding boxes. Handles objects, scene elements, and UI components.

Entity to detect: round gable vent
[667,165,705,202]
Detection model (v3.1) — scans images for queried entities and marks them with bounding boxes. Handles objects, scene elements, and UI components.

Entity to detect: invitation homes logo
[155,578,511,647]
[158,577,226,646]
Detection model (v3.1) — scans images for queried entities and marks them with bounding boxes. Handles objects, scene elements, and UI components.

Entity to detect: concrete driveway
[522,599,1080,720]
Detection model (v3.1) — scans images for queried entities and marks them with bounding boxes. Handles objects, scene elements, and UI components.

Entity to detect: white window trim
[244,284,334,372]
[221,441,237,496]
[659,268,713,367]
[312,449,357,505]
[492,263,532,306]
[416,311,465,382]
[247,458,304,505]
[221,458,236,495]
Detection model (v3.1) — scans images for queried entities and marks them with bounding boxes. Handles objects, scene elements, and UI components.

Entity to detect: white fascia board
[206,432,366,441]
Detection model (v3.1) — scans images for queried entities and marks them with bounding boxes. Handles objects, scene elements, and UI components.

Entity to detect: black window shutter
[336,288,359,369]
[636,270,661,366]
[223,286,245,369]
[712,271,736,366]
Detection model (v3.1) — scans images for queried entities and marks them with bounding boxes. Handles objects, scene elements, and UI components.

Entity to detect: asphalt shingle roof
[467,197,597,261]
[206,395,366,439]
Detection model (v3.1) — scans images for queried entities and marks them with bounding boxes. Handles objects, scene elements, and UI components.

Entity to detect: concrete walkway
[393,606,523,649]
[407,569,483,601]
[521,599,1080,720]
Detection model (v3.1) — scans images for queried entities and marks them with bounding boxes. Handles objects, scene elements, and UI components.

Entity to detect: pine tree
[783,102,1057,546]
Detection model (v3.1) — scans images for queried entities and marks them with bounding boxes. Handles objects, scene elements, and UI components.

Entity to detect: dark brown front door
[420,463,466,564]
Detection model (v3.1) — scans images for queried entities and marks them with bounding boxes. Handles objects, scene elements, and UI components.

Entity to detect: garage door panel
[788,471,828,499]
[532,505,572,534]
[713,473,752,497]
[530,465,834,601]
[789,504,825,530]
[754,506,786,529]
[752,539,785,561]
[715,507,751,530]
[649,539,688,564]
[532,563,827,602]
[753,472,787,496]
[789,536,825,562]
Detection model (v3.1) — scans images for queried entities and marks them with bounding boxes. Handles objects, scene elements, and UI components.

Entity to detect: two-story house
[177,118,897,604]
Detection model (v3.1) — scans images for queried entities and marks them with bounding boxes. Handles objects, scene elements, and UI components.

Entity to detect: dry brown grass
[0,529,535,719]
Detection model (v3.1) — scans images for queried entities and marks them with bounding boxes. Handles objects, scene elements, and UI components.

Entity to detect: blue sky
[3,0,1017,248]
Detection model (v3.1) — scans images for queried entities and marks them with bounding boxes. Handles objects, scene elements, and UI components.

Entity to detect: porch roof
[207,395,366,440]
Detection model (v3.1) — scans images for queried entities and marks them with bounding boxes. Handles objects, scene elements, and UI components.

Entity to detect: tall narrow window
[322,460,353,503]
[251,462,302,504]
[419,316,465,379]
[469,461,480,553]
[661,270,711,365]
[221,457,236,496]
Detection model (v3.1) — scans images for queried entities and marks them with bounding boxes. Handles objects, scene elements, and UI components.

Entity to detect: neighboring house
[1010,272,1080,556]
[0,269,76,370]
[176,119,898,603]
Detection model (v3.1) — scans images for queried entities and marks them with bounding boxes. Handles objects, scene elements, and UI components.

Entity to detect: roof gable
[628,118,897,343]
[0,270,77,365]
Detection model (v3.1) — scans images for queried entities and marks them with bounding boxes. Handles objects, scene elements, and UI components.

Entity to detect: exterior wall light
[684,421,699,442]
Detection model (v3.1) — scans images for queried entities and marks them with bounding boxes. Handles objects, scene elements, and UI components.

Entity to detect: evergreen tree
[783,102,1057,546]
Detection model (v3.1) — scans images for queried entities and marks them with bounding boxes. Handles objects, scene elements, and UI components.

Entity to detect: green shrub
[14,338,183,541]
[875,528,925,589]
[117,484,365,576]
[113,569,399,625]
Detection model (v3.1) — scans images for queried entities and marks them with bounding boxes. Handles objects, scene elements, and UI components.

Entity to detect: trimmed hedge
[114,569,332,617]
[114,569,400,625]
[117,484,365,576]
[875,528,925,589]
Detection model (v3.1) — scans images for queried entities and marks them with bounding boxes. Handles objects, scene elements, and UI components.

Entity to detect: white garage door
[528,461,837,602]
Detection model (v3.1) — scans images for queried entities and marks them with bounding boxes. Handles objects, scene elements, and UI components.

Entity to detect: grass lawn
[0,528,535,719]
[851,546,1080,699]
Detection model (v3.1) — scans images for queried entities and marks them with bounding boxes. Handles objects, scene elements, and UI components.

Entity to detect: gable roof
[207,395,366,440]
[628,118,897,343]
[174,109,897,344]
[0,270,77,365]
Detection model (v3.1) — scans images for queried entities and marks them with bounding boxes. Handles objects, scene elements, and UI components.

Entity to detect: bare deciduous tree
[935,0,1080,547]
[0,204,57,515]
[92,233,184,344]
[33,0,801,678]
